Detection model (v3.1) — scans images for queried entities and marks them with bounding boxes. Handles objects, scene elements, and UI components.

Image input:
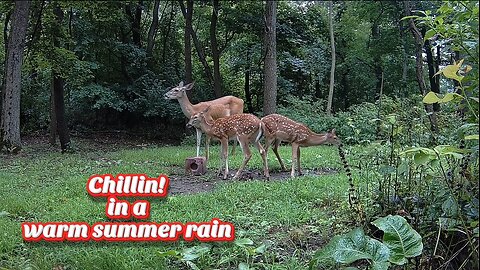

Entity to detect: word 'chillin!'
[87,174,169,196]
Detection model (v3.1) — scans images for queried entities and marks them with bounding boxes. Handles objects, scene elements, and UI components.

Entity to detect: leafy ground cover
[0,135,357,269]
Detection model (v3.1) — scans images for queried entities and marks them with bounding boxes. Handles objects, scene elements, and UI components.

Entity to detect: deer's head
[325,129,340,145]
[186,106,209,129]
[164,81,194,100]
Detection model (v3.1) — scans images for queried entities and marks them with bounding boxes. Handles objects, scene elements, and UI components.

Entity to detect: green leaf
[234,238,254,247]
[400,15,419,21]
[313,228,390,265]
[371,262,390,270]
[372,215,423,265]
[424,29,436,40]
[438,93,463,103]
[470,97,479,103]
[434,145,468,159]
[465,134,479,140]
[185,260,200,270]
[158,250,180,258]
[413,152,432,165]
[181,244,211,261]
[423,92,441,104]
[254,240,273,254]
[438,63,464,82]
[442,196,458,217]
[238,262,250,270]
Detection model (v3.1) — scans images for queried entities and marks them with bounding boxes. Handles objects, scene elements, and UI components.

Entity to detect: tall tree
[180,0,193,85]
[404,1,438,133]
[146,0,160,58]
[51,5,71,152]
[179,0,214,91]
[210,0,223,97]
[326,1,335,115]
[424,32,440,111]
[263,0,277,116]
[125,0,143,48]
[0,0,31,153]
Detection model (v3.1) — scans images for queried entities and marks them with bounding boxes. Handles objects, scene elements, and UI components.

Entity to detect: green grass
[0,140,353,270]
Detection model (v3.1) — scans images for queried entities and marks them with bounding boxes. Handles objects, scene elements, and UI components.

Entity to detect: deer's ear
[184,82,194,91]
[178,81,184,87]
[331,128,336,134]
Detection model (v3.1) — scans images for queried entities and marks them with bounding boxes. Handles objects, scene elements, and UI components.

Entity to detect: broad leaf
[438,93,463,103]
[436,63,464,82]
[413,152,432,165]
[465,134,479,140]
[313,228,390,265]
[434,145,468,159]
[238,262,250,270]
[423,92,441,104]
[372,215,423,265]
[234,238,254,247]
[424,29,436,40]
[181,244,211,261]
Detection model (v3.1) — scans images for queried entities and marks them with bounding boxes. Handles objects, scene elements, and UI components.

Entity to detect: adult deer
[187,108,270,180]
[261,114,339,178]
[164,81,244,159]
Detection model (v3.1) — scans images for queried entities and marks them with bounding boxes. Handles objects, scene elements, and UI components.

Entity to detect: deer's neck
[177,95,195,117]
[199,116,215,136]
[303,132,329,146]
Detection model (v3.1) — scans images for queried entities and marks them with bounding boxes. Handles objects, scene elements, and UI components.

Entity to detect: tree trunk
[49,80,57,146]
[404,1,438,133]
[326,1,335,115]
[210,0,223,98]
[372,21,383,102]
[126,0,143,47]
[399,19,408,96]
[1,0,31,153]
[182,0,193,86]
[161,2,175,65]
[424,37,440,111]
[146,0,160,58]
[1,11,12,115]
[262,0,277,116]
[53,75,70,151]
[179,0,214,92]
[52,5,71,152]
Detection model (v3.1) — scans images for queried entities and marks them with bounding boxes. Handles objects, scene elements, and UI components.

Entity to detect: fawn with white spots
[164,81,244,159]
[261,114,340,178]
[187,108,270,180]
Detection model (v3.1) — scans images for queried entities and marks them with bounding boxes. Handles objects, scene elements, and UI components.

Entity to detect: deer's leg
[255,140,270,180]
[195,128,202,157]
[231,139,236,155]
[263,136,272,172]
[205,135,211,160]
[233,137,251,180]
[297,146,303,176]
[291,143,299,178]
[273,139,286,171]
[221,138,229,179]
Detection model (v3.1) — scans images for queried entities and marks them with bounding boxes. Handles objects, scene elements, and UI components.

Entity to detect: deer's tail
[255,122,265,143]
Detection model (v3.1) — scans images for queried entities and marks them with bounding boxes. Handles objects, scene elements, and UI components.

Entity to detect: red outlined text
[87,174,169,197]
[20,174,235,243]
[22,219,234,242]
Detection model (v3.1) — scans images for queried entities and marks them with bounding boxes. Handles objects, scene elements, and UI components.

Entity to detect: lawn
[0,137,357,269]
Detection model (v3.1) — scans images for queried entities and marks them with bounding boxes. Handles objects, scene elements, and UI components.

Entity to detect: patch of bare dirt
[167,167,338,195]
